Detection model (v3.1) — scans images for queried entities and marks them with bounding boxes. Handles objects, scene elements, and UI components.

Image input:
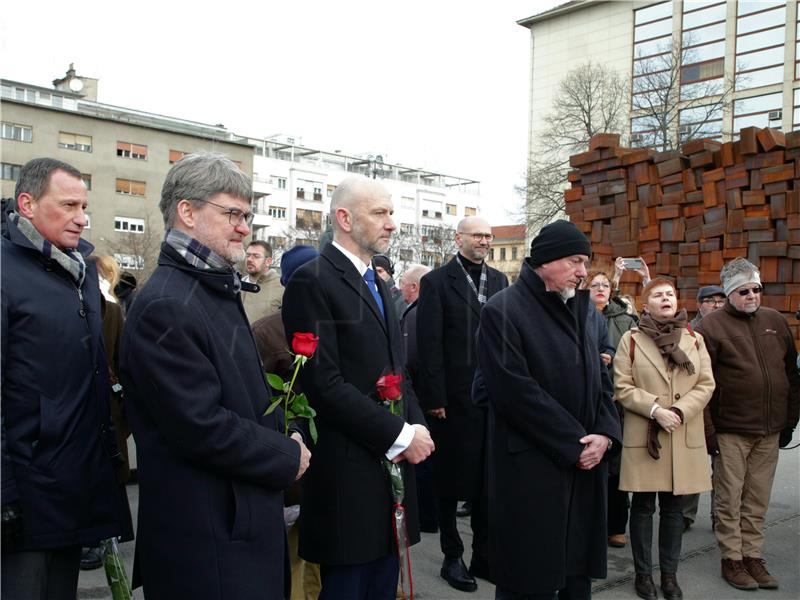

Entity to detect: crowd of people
[1,154,798,600]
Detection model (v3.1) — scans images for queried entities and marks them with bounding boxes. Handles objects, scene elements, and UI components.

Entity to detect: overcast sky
[1,1,562,225]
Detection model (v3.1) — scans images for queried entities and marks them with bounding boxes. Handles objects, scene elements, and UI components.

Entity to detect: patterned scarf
[10,212,85,287]
[456,255,488,305]
[638,309,695,375]
[165,229,241,291]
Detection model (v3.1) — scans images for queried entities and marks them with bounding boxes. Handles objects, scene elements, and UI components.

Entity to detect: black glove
[1,503,24,553]
[706,433,719,456]
[779,428,795,448]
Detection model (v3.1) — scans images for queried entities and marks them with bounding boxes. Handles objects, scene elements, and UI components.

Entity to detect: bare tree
[631,34,740,150]
[102,210,163,284]
[387,224,458,272]
[519,61,628,235]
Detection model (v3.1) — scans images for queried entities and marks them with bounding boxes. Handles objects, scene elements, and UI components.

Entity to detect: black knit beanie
[530,220,592,266]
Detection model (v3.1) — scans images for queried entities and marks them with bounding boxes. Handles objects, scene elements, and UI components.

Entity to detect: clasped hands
[577,434,611,470]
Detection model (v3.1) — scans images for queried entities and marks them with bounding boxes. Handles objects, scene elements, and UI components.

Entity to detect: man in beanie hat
[696,257,799,591]
[372,254,405,317]
[416,216,508,592]
[476,219,621,598]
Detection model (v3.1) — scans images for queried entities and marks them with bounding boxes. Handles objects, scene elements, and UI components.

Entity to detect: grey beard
[559,287,576,302]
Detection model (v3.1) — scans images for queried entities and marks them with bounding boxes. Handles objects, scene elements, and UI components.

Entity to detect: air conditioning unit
[630,133,644,143]
[768,110,782,121]
[678,125,691,135]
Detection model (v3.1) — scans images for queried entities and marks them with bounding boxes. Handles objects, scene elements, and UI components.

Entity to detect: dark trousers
[437,491,488,566]
[415,457,438,530]
[495,575,591,600]
[607,474,629,536]
[318,553,399,600]
[1,546,82,600]
[630,491,683,575]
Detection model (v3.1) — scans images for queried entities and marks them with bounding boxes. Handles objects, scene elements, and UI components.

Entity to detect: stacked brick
[564,127,800,349]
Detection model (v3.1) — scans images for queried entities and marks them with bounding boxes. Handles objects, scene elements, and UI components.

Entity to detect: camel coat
[614,328,715,495]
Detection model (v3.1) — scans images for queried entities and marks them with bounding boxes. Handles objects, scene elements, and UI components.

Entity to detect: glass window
[734,113,772,130]
[680,103,724,124]
[636,1,673,25]
[1,163,22,181]
[58,132,92,152]
[683,3,726,29]
[737,1,785,16]
[681,58,724,83]
[736,65,784,89]
[1,122,32,142]
[737,46,785,71]
[737,7,787,35]
[635,36,672,58]
[734,92,782,115]
[683,41,725,63]
[635,18,674,42]
[737,27,786,53]
[683,22,726,46]
[684,0,724,9]
[81,174,92,191]
[635,55,671,75]
[681,78,724,100]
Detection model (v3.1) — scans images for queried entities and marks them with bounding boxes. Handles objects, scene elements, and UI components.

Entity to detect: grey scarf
[11,212,85,287]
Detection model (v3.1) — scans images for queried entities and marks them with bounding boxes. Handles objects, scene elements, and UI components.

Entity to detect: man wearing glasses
[241,240,283,321]
[417,216,508,592]
[696,257,799,592]
[120,153,310,599]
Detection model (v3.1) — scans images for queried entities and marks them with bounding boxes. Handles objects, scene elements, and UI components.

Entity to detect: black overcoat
[120,244,300,600]
[415,255,507,498]
[281,243,426,566]
[1,220,132,550]
[476,260,621,595]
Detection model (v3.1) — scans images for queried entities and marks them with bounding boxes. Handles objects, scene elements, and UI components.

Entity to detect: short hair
[582,269,612,290]
[641,277,677,305]
[248,240,272,258]
[401,264,430,286]
[329,176,389,231]
[14,158,82,209]
[159,153,251,228]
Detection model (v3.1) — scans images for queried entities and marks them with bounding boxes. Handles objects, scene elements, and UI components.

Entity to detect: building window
[1,163,22,181]
[679,103,724,141]
[445,203,457,216]
[268,206,287,219]
[464,207,477,216]
[116,178,146,196]
[794,88,800,130]
[295,208,322,230]
[735,3,786,91]
[269,236,287,249]
[733,91,783,131]
[84,213,92,229]
[400,223,415,235]
[116,141,147,160]
[58,131,92,152]
[313,187,322,201]
[275,177,287,189]
[500,247,507,261]
[81,174,92,191]
[489,248,495,261]
[169,149,187,163]
[114,216,146,233]
[401,196,415,209]
[114,253,144,270]
[512,246,518,260]
[1,122,32,142]
[296,186,305,199]
[327,184,336,197]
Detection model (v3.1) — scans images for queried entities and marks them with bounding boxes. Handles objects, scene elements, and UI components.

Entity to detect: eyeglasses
[589,282,611,290]
[245,252,264,260]
[737,286,763,297]
[461,232,494,242]
[193,198,254,227]
[701,298,726,306]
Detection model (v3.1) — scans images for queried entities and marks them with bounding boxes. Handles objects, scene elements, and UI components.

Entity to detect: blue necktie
[364,268,385,318]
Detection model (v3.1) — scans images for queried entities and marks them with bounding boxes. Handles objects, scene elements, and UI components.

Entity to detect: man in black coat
[415,216,508,592]
[120,154,310,600]
[477,220,621,600]
[1,158,132,599]
[282,176,434,600]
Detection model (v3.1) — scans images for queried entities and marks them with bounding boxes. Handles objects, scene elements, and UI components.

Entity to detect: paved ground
[79,442,799,599]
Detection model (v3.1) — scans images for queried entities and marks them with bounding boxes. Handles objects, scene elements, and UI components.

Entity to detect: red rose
[376,373,403,402]
[292,332,319,358]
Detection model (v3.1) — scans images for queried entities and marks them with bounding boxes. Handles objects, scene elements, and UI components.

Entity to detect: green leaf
[308,417,318,444]
[263,396,283,415]
[293,393,309,409]
[266,373,285,391]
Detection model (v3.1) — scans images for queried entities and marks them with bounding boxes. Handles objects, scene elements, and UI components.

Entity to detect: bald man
[282,176,434,600]
[416,217,508,592]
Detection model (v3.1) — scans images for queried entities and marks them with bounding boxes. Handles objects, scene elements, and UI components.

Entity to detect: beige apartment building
[487,224,526,282]
[519,1,799,150]
[1,67,253,277]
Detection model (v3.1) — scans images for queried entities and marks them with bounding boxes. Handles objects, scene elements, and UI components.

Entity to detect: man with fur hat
[476,219,621,599]
[696,257,799,591]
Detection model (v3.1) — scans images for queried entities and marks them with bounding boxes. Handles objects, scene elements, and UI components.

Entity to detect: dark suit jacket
[416,255,508,498]
[281,243,426,566]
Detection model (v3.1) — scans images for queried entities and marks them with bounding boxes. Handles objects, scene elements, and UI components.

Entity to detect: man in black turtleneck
[416,216,508,593]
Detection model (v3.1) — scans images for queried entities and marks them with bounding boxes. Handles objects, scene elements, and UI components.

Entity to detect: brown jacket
[614,328,715,495]
[242,269,283,322]
[696,303,800,437]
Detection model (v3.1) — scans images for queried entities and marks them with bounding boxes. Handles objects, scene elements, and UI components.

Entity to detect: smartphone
[622,258,643,270]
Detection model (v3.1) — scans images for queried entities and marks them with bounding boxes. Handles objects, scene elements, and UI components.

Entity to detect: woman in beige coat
[614,278,715,600]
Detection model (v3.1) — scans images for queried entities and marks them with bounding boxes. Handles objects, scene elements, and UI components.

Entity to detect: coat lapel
[322,245,388,334]
[631,330,672,385]
[447,256,482,317]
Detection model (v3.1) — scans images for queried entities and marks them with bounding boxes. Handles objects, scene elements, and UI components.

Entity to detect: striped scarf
[10,212,85,287]
[456,255,488,305]
[165,229,241,291]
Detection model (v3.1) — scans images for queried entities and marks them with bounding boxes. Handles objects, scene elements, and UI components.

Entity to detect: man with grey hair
[120,153,310,599]
[696,257,799,591]
[282,176,434,600]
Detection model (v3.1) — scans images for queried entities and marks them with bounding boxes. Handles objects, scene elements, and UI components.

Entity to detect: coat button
[674,393,681,400]
[79,309,87,317]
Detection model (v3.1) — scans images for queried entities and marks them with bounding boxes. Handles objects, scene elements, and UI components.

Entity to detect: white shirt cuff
[385,423,415,460]
[650,404,660,418]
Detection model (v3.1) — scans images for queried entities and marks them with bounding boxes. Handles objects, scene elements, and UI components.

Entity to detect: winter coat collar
[158,242,242,298]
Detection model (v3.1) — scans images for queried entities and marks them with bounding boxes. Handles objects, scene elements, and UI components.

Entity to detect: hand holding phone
[621,258,643,270]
